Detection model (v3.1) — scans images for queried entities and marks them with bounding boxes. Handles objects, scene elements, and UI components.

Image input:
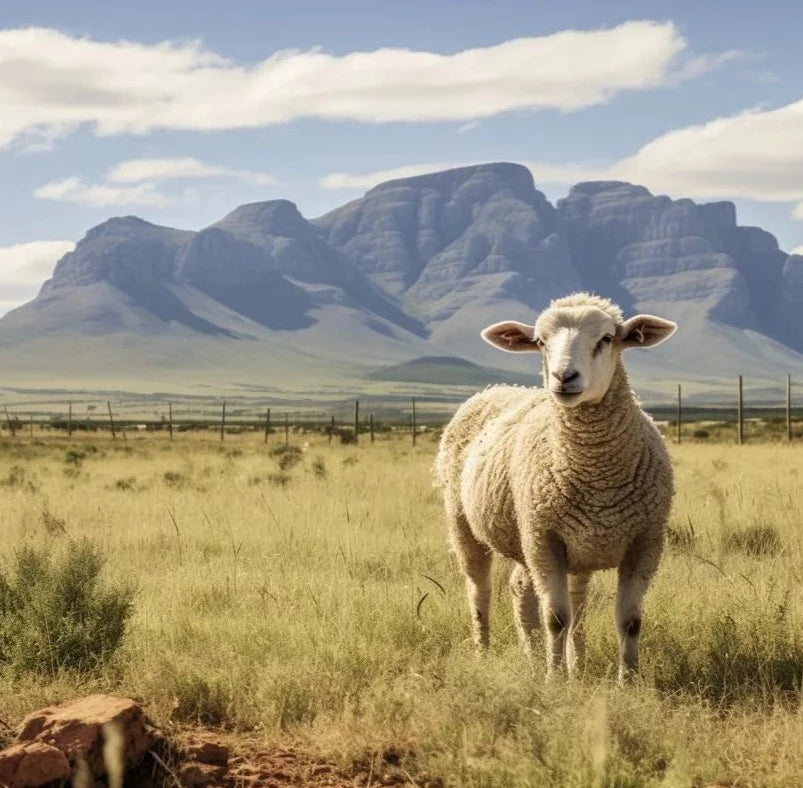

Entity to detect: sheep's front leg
[615,530,663,684]
[528,532,570,677]
[566,572,590,674]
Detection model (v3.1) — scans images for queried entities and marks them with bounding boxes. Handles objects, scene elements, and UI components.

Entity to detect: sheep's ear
[620,314,677,348]
[481,321,541,353]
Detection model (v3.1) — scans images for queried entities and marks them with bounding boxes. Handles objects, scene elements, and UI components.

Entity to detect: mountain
[314,163,581,347]
[367,355,539,387]
[0,162,801,400]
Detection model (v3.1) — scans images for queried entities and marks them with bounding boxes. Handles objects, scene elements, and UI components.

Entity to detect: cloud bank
[321,98,803,229]
[0,22,726,149]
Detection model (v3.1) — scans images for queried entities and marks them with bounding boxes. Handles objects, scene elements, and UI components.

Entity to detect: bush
[271,444,302,471]
[0,539,134,675]
[312,456,327,478]
[163,471,188,488]
[692,429,710,439]
[723,524,783,557]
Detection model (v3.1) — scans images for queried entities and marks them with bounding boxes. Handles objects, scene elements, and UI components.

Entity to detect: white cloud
[0,22,729,148]
[793,203,803,221]
[457,121,480,135]
[0,240,75,315]
[321,162,475,190]
[34,156,276,206]
[34,177,168,207]
[108,157,274,185]
[791,245,803,255]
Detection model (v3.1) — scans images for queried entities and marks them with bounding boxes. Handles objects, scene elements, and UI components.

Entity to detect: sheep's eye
[594,334,613,354]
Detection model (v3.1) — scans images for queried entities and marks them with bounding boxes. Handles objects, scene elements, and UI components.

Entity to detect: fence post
[220,401,226,441]
[354,399,360,443]
[68,401,73,437]
[676,384,682,445]
[370,413,375,444]
[284,413,289,446]
[329,415,335,445]
[4,407,15,437]
[737,375,743,445]
[107,401,116,440]
[412,397,417,446]
[29,413,33,437]
[264,407,271,444]
[787,374,792,442]
[168,402,174,440]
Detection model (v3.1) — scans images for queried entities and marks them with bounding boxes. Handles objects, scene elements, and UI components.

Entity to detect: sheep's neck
[550,361,644,485]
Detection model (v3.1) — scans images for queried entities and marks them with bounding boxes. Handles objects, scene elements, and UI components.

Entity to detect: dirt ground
[138,729,442,788]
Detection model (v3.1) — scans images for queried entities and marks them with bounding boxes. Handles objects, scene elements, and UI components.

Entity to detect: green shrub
[312,456,327,478]
[163,470,188,488]
[271,444,302,471]
[0,539,134,675]
[64,449,85,465]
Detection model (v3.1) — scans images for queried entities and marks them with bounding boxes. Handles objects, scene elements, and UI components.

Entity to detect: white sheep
[434,293,677,682]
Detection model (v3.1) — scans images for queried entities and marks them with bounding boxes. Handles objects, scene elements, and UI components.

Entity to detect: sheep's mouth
[551,388,583,402]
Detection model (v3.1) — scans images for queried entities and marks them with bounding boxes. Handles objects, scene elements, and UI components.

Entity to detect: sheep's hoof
[617,666,639,687]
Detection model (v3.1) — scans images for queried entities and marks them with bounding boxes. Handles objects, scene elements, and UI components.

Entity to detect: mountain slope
[0,163,801,398]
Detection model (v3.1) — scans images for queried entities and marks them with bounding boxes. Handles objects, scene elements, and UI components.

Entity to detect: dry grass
[0,431,801,786]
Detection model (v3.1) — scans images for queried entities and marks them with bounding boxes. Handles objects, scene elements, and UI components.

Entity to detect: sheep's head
[481,293,676,408]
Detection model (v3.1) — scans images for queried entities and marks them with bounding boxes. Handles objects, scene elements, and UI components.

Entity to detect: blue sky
[1,0,802,313]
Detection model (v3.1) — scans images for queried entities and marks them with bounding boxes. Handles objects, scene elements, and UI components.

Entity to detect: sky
[1,0,803,315]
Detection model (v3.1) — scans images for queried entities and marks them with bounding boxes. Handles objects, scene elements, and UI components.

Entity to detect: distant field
[0,432,802,785]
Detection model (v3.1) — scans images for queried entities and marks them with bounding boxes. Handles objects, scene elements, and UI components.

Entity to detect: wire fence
[0,375,801,444]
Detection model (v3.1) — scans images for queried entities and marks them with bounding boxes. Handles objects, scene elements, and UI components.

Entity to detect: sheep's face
[481,303,676,408]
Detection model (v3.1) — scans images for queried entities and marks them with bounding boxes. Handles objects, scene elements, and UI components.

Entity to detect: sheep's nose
[552,368,580,384]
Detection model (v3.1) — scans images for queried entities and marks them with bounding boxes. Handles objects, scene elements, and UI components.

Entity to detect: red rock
[0,741,70,787]
[14,694,155,778]
[181,738,229,767]
[176,760,227,787]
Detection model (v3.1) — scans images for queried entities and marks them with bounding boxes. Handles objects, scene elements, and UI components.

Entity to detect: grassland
[0,430,801,786]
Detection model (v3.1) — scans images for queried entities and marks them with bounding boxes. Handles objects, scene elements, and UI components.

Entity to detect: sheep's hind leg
[449,511,493,650]
[509,563,539,656]
[615,531,662,685]
[566,572,590,675]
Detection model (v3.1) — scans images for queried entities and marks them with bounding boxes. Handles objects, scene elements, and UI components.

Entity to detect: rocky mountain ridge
[1,162,801,396]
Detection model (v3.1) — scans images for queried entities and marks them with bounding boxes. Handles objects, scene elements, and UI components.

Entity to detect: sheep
[434,293,677,683]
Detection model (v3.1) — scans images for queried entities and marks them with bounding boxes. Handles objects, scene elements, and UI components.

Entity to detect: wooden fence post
[220,401,226,441]
[107,401,116,440]
[329,415,335,445]
[370,413,375,444]
[264,407,271,444]
[676,384,682,445]
[412,397,417,446]
[168,402,174,440]
[68,401,72,437]
[354,399,359,443]
[29,413,33,437]
[737,375,743,445]
[284,413,289,446]
[787,374,792,442]
[4,407,15,437]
